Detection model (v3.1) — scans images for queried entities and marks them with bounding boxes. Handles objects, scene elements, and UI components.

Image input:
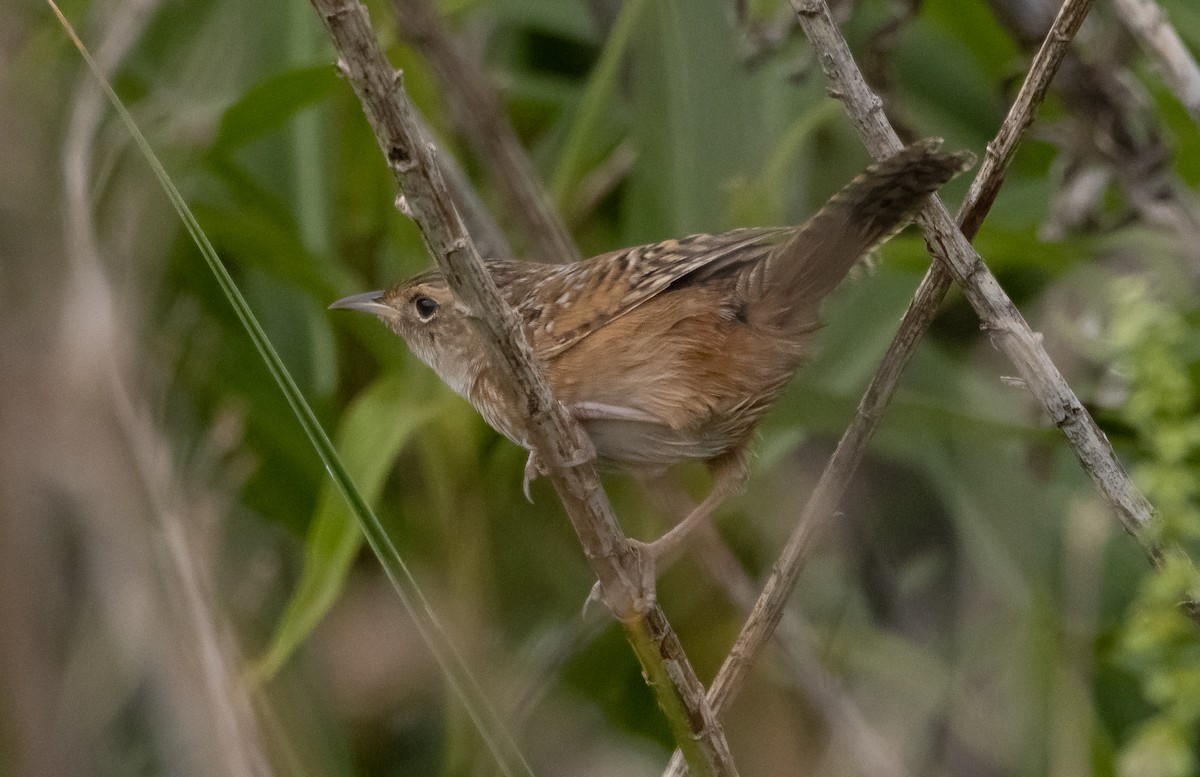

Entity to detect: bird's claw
[521,435,597,502]
[582,581,604,618]
[582,540,657,621]
[522,452,541,503]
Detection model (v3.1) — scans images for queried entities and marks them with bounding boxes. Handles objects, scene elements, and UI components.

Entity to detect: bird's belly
[581,418,731,468]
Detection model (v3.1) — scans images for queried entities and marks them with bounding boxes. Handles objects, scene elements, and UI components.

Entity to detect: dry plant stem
[390,0,582,263]
[670,2,1169,768]
[1112,0,1200,125]
[568,141,637,225]
[308,1,735,773]
[987,0,1200,271]
[62,1,157,269]
[696,532,910,777]
[59,2,274,774]
[663,523,912,777]
[108,374,276,777]
[642,479,909,777]
[411,107,514,262]
[958,0,1098,238]
[790,0,1160,549]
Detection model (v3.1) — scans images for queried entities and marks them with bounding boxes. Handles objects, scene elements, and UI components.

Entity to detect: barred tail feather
[755,138,974,331]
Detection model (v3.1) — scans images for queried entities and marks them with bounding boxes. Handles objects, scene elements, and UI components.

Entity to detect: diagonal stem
[782,0,1164,577]
[1112,0,1200,126]
[666,0,1184,771]
[308,0,738,774]
[390,0,582,263]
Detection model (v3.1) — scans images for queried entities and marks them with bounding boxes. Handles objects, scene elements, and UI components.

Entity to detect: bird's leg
[632,468,695,524]
[640,449,748,570]
[583,451,747,613]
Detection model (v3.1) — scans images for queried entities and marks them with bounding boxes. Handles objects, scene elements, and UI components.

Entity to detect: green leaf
[211,64,339,155]
[192,199,336,298]
[548,0,647,210]
[253,374,434,681]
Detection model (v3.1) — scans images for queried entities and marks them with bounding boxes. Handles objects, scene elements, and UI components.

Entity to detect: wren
[332,138,972,565]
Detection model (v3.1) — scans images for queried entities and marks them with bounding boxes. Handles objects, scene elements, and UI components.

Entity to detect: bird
[331,138,973,568]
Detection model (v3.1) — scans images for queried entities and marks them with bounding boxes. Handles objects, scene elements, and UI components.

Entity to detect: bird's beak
[329,290,391,316]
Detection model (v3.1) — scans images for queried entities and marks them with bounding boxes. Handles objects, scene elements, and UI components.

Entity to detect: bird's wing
[497,227,791,358]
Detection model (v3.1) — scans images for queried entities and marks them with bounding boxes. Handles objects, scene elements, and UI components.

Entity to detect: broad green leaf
[211,64,339,155]
[253,374,435,681]
[624,0,751,239]
[548,0,647,210]
[192,199,336,298]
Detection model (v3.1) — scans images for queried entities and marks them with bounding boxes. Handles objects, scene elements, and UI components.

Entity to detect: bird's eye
[413,296,439,321]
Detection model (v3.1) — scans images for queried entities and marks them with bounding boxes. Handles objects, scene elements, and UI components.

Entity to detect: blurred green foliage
[1106,280,1200,777]
[29,0,1200,773]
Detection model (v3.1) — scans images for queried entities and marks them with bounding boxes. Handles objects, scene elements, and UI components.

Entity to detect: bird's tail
[752,138,974,331]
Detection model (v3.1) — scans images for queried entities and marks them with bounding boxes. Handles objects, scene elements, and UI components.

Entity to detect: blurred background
[3,0,1200,775]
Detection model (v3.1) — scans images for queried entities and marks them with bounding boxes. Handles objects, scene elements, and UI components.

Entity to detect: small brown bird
[333,139,971,563]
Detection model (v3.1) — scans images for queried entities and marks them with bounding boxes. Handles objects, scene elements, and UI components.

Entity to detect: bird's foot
[584,539,657,621]
[521,434,597,502]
